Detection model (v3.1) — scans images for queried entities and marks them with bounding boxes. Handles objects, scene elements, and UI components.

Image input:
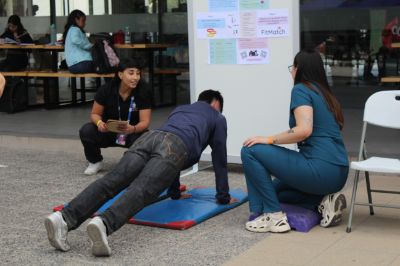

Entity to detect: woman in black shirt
[0,15,33,71]
[79,57,152,175]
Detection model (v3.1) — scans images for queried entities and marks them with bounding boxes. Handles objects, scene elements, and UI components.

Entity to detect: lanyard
[117,95,135,122]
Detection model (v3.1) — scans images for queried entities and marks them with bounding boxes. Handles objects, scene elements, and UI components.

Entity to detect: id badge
[116,134,127,146]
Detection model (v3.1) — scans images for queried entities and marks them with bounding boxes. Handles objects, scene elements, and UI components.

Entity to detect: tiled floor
[1,78,399,264]
[225,173,400,266]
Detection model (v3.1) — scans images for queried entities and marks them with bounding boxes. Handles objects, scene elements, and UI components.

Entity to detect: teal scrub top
[289,83,349,166]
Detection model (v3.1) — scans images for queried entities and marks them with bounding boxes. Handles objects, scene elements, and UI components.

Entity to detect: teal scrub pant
[241,144,348,213]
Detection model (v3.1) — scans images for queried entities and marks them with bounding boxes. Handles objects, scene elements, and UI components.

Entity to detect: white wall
[188,0,300,163]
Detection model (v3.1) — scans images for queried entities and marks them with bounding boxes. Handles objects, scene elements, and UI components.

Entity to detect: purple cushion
[281,203,321,232]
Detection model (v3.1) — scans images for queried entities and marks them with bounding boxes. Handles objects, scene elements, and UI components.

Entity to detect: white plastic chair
[346,90,400,233]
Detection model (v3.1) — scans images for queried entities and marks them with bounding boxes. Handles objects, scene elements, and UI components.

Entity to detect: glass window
[66,0,89,15]
[166,0,186,13]
[32,0,49,16]
[93,1,105,15]
[300,0,400,109]
[0,0,48,16]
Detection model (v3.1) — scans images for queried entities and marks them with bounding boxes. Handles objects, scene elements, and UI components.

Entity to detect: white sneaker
[245,212,291,233]
[318,193,347,227]
[84,162,102,175]
[87,216,111,257]
[44,211,70,251]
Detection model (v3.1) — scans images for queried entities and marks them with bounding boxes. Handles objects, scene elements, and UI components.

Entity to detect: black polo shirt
[95,80,152,125]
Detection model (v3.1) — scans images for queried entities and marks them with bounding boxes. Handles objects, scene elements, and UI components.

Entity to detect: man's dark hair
[198,89,224,112]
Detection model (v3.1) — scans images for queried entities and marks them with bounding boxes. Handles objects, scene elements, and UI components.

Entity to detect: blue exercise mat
[53,185,186,213]
[128,187,248,230]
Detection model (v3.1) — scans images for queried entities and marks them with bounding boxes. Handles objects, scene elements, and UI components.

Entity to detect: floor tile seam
[312,229,400,256]
[220,233,275,265]
[347,205,400,221]
[352,213,400,231]
[388,254,400,265]
[302,230,349,265]
[328,244,400,256]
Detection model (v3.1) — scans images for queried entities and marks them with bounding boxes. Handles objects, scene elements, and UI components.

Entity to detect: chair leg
[364,171,374,215]
[346,170,360,233]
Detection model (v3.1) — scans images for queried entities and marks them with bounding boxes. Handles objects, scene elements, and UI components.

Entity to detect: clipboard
[106,119,128,133]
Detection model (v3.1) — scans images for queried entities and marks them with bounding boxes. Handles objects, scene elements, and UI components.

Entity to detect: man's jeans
[62,130,188,234]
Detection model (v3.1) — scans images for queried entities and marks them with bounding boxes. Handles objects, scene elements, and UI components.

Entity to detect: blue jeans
[68,60,94,74]
[62,130,188,234]
[241,144,348,213]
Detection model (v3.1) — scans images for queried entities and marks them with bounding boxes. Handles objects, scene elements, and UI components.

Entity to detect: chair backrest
[363,90,400,129]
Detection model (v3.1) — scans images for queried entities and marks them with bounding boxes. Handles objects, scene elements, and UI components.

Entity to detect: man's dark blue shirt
[158,101,230,204]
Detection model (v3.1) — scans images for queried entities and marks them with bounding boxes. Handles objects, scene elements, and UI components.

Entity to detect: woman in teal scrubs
[241,49,349,233]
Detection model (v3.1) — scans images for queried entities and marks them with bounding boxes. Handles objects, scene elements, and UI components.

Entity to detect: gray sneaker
[87,216,111,257]
[84,162,102,175]
[318,193,347,227]
[44,211,70,251]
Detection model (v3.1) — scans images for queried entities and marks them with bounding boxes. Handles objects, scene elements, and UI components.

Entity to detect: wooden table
[0,43,176,107]
[381,76,400,83]
[391,43,400,49]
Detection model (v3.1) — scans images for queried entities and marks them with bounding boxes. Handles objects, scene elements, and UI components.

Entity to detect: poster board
[188,0,299,163]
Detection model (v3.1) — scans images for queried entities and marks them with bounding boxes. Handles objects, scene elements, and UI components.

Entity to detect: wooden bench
[153,68,188,75]
[1,68,189,108]
[381,76,400,83]
[1,70,115,108]
[1,70,115,78]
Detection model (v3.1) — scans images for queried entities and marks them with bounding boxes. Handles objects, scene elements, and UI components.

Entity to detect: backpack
[0,77,28,113]
[90,33,119,74]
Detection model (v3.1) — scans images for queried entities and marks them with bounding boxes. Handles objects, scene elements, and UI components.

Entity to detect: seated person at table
[45,90,236,257]
[79,57,152,175]
[63,9,93,74]
[0,15,33,71]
